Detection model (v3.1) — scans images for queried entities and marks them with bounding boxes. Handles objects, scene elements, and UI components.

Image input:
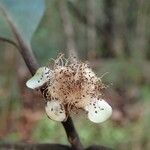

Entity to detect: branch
[67,1,103,35]
[86,0,97,59]
[1,7,83,150]
[0,143,114,150]
[67,1,87,25]
[0,37,19,49]
[68,1,116,58]
[58,0,78,60]
[1,7,39,75]
[85,145,114,150]
[62,116,83,150]
[0,143,71,150]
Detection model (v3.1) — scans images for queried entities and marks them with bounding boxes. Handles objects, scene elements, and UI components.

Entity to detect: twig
[1,6,39,75]
[62,116,83,150]
[58,0,78,60]
[1,6,83,150]
[0,143,114,150]
[67,1,88,25]
[0,37,19,49]
[67,1,103,34]
[67,1,116,57]
[0,143,71,150]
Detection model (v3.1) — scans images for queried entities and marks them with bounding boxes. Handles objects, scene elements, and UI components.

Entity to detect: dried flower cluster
[26,54,112,123]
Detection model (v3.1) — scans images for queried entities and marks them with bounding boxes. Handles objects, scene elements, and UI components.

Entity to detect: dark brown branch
[0,143,71,150]
[1,6,83,150]
[86,0,97,59]
[67,1,103,34]
[102,0,115,57]
[58,0,78,60]
[85,145,114,150]
[62,116,83,150]
[1,7,39,75]
[67,1,116,58]
[0,37,19,49]
[0,143,114,150]
[0,13,38,73]
[67,1,87,25]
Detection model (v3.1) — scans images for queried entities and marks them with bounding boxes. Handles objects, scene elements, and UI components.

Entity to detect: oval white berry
[85,98,112,123]
[45,100,66,122]
[26,67,53,89]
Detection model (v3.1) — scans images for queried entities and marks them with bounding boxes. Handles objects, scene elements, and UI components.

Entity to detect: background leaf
[0,0,45,43]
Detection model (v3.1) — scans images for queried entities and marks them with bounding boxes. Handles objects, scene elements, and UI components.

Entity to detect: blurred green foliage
[0,0,45,43]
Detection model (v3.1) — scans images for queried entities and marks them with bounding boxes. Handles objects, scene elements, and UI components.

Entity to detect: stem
[58,0,78,60]
[62,117,83,150]
[1,7,39,75]
[0,37,19,49]
[0,143,71,150]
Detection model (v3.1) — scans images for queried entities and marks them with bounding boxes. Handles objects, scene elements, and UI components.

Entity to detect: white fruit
[85,98,112,123]
[26,67,53,89]
[45,100,66,122]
